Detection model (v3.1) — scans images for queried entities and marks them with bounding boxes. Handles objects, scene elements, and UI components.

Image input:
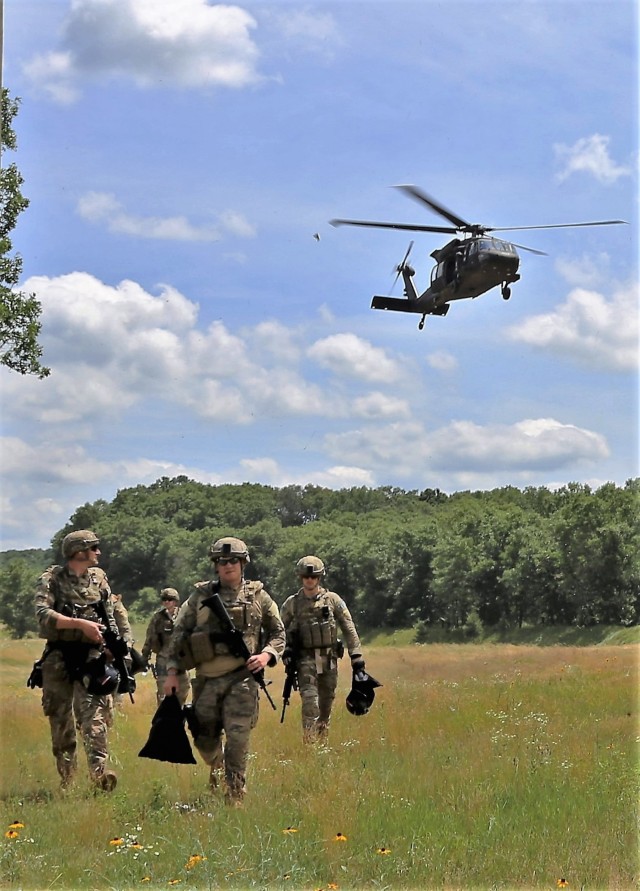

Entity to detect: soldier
[141,588,191,706]
[280,556,365,743]
[163,537,285,806]
[34,529,119,791]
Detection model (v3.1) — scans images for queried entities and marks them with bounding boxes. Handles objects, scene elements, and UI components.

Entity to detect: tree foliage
[0,89,49,378]
[1,478,638,638]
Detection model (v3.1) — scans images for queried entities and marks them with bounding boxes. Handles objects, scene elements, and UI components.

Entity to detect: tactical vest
[187,581,263,666]
[40,565,108,643]
[295,590,339,650]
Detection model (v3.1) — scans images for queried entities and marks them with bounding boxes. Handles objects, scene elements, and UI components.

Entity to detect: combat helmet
[82,656,120,696]
[346,669,383,716]
[209,537,250,562]
[296,555,325,577]
[160,587,180,602]
[62,529,100,559]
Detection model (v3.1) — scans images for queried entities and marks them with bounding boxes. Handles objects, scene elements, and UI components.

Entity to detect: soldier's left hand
[247,652,270,673]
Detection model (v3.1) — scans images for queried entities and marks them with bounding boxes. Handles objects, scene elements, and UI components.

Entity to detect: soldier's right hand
[162,672,179,697]
[80,619,106,645]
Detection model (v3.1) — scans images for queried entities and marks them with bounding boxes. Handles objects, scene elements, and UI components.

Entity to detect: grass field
[0,636,637,890]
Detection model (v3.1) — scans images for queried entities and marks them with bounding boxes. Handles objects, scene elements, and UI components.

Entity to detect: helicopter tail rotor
[391,240,414,290]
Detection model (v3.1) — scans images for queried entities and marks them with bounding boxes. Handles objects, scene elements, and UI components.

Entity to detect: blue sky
[1,0,637,550]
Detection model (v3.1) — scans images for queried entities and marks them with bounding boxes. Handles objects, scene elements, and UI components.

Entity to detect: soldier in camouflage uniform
[164,537,285,806]
[34,530,120,791]
[141,588,191,706]
[280,556,365,743]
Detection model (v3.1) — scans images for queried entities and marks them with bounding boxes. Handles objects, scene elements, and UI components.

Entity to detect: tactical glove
[282,648,294,667]
[350,656,365,671]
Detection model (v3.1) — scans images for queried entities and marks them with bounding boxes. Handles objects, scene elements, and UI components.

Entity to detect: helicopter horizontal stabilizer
[371,296,420,313]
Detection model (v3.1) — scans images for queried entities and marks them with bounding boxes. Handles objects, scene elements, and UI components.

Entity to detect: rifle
[200,589,277,711]
[280,633,299,724]
[280,659,298,724]
[95,597,135,703]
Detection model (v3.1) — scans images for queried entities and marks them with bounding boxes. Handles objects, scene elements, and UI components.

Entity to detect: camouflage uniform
[34,564,118,787]
[280,586,362,742]
[167,578,285,802]
[142,606,191,706]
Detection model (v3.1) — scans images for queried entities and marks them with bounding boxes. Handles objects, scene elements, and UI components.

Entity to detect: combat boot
[209,766,223,792]
[58,757,77,790]
[225,775,245,808]
[93,769,118,792]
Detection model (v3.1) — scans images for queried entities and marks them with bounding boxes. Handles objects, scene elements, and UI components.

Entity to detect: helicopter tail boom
[371,295,450,317]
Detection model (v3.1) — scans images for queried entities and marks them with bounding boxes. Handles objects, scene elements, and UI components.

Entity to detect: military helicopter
[330,185,627,330]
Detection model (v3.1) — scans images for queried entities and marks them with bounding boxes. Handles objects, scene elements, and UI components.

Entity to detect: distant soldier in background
[34,530,119,791]
[141,588,191,706]
[281,556,365,743]
[164,537,285,806]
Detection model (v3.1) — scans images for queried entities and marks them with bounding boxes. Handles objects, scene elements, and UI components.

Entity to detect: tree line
[0,477,638,639]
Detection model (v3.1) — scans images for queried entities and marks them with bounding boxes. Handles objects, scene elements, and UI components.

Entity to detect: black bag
[138,693,197,764]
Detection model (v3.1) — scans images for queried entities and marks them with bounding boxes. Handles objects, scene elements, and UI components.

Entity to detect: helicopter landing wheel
[502,285,511,300]
[418,314,426,330]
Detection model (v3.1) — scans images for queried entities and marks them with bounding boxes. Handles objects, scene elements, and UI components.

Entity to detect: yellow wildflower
[557,881,569,889]
[376,846,391,855]
[328,883,339,889]
[282,826,299,834]
[333,832,347,842]
[8,821,25,830]
[168,881,181,886]
[185,855,206,869]
[141,879,151,884]
[5,830,19,839]
[109,837,124,846]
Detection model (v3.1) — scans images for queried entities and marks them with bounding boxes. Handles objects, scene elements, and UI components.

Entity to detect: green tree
[0,89,49,378]
[0,559,38,638]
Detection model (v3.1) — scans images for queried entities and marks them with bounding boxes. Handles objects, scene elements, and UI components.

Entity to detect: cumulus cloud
[24,0,262,103]
[506,282,638,372]
[352,392,411,419]
[554,134,631,184]
[325,416,609,480]
[77,192,255,242]
[3,272,345,431]
[307,333,402,383]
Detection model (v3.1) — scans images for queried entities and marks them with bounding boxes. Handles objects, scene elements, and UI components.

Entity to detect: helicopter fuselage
[371,235,521,318]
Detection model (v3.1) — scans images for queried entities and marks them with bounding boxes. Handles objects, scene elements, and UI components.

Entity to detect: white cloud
[325,416,609,479]
[507,282,639,372]
[24,0,262,102]
[554,134,631,184]
[426,351,458,373]
[77,192,255,242]
[352,392,411,419]
[554,253,611,289]
[308,333,402,383]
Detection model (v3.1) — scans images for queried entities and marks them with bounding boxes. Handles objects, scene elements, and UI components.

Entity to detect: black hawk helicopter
[330,185,627,330]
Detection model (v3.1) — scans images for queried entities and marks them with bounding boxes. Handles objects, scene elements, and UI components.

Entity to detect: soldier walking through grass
[141,588,191,706]
[34,530,120,792]
[163,537,285,806]
[280,555,365,743]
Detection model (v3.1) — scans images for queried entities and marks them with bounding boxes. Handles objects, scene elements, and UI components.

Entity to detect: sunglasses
[89,545,100,552]
[215,556,241,566]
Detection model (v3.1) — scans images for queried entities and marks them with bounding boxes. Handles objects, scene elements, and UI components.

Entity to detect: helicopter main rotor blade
[509,241,547,256]
[487,220,628,232]
[330,218,457,234]
[393,184,470,230]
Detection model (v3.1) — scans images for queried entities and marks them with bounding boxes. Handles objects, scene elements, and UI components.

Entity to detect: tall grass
[1,638,637,890]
